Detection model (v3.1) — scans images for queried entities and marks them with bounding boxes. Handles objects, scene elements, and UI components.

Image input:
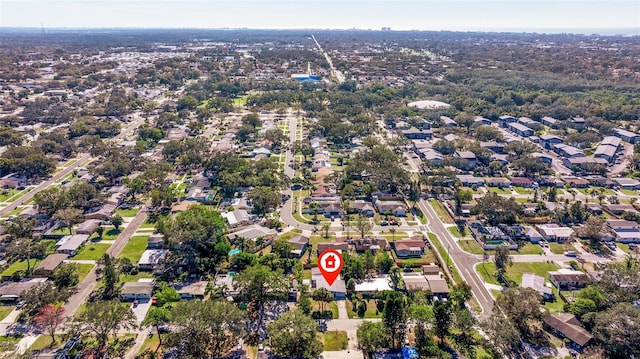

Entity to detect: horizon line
[1,26,639,36]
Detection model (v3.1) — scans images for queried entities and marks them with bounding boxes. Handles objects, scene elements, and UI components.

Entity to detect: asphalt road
[417,198,495,319]
[62,206,149,318]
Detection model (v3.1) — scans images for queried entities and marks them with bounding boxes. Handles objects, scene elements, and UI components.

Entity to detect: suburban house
[422,264,440,276]
[138,249,168,271]
[0,278,48,302]
[544,314,593,350]
[75,219,102,235]
[0,173,27,189]
[570,117,586,131]
[541,116,559,129]
[401,272,430,292]
[474,116,492,126]
[548,269,589,289]
[311,267,346,300]
[485,177,511,188]
[456,175,484,187]
[510,177,534,188]
[606,219,640,243]
[521,273,553,300]
[349,237,390,253]
[287,235,310,258]
[553,144,584,158]
[393,239,426,258]
[317,241,349,255]
[524,226,543,243]
[120,281,154,301]
[222,209,253,227]
[425,274,450,296]
[455,151,477,170]
[175,281,208,300]
[227,224,277,242]
[440,116,457,127]
[147,234,164,249]
[348,200,375,217]
[613,177,640,190]
[480,141,505,154]
[537,225,574,242]
[84,204,117,220]
[354,276,393,297]
[56,234,90,256]
[34,253,68,277]
[375,200,406,217]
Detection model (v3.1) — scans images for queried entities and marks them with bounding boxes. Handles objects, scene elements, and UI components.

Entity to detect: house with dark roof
[348,200,375,217]
[548,269,588,289]
[287,235,310,258]
[455,151,476,170]
[544,314,593,349]
[349,237,390,253]
[539,135,563,150]
[614,128,640,144]
[507,122,534,137]
[317,241,349,255]
[34,253,68,277]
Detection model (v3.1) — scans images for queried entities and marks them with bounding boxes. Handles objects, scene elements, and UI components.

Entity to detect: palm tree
[322,224,330,238]
[389,227,396,241]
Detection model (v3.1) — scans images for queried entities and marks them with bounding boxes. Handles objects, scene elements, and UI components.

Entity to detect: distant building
[614,128,640,144]
[548,269,588,289]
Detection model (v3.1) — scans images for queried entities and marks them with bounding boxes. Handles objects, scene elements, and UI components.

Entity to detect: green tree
[374,251,394,274]
[34,187,70,217]
[592,303,640,359]
[496,287,545,339]
[481,316,521,357]
[99,254,119,299]
[312,287,333,312]
[234,265,290,341]
[267,309,323,359]
[494,245,513,284]
[433,300,451,344]
[52,263,79,289]
[167,300,244,358]
[95,226,104,239]
[154,282,181,307]
[110,214,123,231]
[248,186,281,216]
[54,207,83,234]
[142,306,171,347]
[382,291,407,349]
[73,300,136,349]
[357,321,390,359]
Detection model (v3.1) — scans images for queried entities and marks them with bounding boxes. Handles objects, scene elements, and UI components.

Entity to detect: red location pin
[318,249,343,286]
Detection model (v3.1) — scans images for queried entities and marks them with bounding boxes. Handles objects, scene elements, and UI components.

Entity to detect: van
[564,251,577,257]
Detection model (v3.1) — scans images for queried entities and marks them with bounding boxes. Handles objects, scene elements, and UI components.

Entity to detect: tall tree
[167,300,244,358]
[142,306,171,348]
[433,300,452,345]
[494,245,513,284]
[35,305,66,345]
[592,303,640,359]
[496,287,544,339]
[312,288,333,312]
[357,321,390,359]
[382,291,407,349]
[73,300,136,349]
[267,309,323,359]
[54,208,83,234]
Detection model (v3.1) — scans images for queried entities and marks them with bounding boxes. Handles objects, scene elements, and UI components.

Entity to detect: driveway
[131,299,152,325]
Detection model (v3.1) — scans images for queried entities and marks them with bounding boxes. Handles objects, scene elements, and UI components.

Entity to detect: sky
[1,0,639,34]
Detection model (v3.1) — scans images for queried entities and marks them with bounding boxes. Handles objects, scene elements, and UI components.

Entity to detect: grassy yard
[617,243,631,253]
[549,242,566,254]
[118,236,150,263]
[119,272,155,285]
[477,262,561,286]
[320,330,348,351]
[29,335,65,351]
[0,306,15,321]
[448,226,467,238]
[73,243,111,261]
[487,187,511,195]
[0,188,20,202]
[513,187,534,194]
[458,240,484,255]
[312,300,339,319]
[429,233,463,284]
[516,243,543,255]
[394,250,437,267]
[76,263,95,283]
[347,299,382,319]
[0,259,41,277]
[139,221,156,230]
[116,208,140,218]
[0,336,20,353]
[428,199,454,224]
[89,227,121,241]
[138,334,160,355]
[543,286,566,314]
[621,189,638,196]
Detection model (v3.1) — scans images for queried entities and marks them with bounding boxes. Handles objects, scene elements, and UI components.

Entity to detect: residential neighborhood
[0,23,638,359]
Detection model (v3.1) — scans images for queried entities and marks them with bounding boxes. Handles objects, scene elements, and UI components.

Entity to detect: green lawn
[116,208,140,218]
[89,227,121,241]
[448,226,467,238]
[320,330,348,351]
[549,242,566,254]
[458,240,484,255]
[477,262,561,286]
[0,336,20,353]
[429,232,463,284]
[617,243,631,253]
[0,259,41,277]
[516,243,543,255]
[544,286,566,314]
[428,199,454,224]
[232,95,249,106]
[43,239,57,254]
[394,250,437,267]
[139,220,156,230]
[138,335,160,355]
[312,300,339,319]
[119,272,154,285]
[347,299,382,319]
[29,335,64,351]
[117,235,149,263]
[76,263,95,283]
[487,187,511,195]
[513,187,534,195]
[73,243,111,261]
[621,189,638,196]
[0,306,15,321]
[0,188,19,202]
